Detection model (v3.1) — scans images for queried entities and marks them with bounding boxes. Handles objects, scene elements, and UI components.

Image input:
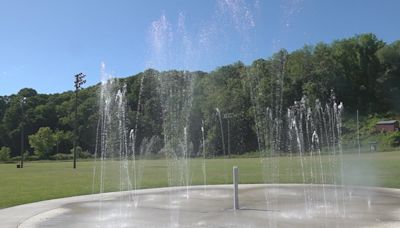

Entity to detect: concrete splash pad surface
[1,184,400,228]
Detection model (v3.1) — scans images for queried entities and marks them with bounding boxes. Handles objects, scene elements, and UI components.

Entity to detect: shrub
[385,131,400,147]
[50,153,74,160]
[70,146,82,156]
[0,146,11,161]
[11,156,21,162]
[26,155,40,161]
[29,127,56,159]
[79,151,92,159]
[68,146,92,159]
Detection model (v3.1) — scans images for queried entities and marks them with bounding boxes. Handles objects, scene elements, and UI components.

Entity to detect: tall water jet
[201,122,207,191]
[215,107,229,183]
[215,108,226,158]
[158,71,194,189]
[129,129,137,205]
[357,109,361,156]
[157,70,195,226]
[92,72,137,223]
[248,51,287,225]
[130,73,146,182]
[311,130,328,217]
[248,47,348,220]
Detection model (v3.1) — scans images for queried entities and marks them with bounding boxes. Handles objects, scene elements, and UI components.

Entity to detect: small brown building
[375,120,399,132]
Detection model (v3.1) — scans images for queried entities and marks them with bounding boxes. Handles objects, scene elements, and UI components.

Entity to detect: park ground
[1,151,400,208]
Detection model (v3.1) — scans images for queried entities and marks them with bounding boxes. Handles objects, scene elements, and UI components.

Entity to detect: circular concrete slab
[1,184,400,227]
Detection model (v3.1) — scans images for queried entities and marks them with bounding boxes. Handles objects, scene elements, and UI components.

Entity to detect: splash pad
[2,184,400,228]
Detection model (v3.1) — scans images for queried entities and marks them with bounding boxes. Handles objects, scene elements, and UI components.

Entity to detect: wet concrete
[1,184,400,227]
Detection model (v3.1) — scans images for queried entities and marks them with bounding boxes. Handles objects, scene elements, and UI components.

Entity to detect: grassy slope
[1,151,400,208]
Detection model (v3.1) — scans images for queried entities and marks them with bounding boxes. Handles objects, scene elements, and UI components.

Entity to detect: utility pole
[20,96,26,168]
[73,73,86,169]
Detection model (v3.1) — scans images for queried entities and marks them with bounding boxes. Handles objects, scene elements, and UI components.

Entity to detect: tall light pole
[73,73,86,169]
[20,96,27,168]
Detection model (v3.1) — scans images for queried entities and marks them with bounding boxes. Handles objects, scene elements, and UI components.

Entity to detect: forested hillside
[1,33,399,159]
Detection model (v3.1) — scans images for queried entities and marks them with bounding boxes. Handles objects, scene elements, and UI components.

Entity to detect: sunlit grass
[0,150,399,208]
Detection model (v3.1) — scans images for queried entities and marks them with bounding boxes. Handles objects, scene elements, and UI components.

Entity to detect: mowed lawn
[1,151,400,208]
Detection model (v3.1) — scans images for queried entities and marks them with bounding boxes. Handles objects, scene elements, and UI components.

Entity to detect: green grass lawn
[1,151,400,209]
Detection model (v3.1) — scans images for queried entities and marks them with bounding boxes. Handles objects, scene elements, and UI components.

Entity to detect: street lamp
[73,73,86,169]
[20,96,27,168]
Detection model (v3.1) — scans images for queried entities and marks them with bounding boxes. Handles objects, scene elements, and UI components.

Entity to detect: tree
[376,40,400,112]
[331,34,384,112]
[0,146,11,161]
[0,33,399,158]
[54,130,73,154]
[28,127,56,159]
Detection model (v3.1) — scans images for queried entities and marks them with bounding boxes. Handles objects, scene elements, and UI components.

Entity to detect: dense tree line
[0,33,399,159]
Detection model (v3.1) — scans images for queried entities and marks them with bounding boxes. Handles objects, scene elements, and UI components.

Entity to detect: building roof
[376,120,399,125]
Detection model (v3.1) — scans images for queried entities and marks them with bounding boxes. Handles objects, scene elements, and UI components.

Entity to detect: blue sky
[1,0,399,95]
